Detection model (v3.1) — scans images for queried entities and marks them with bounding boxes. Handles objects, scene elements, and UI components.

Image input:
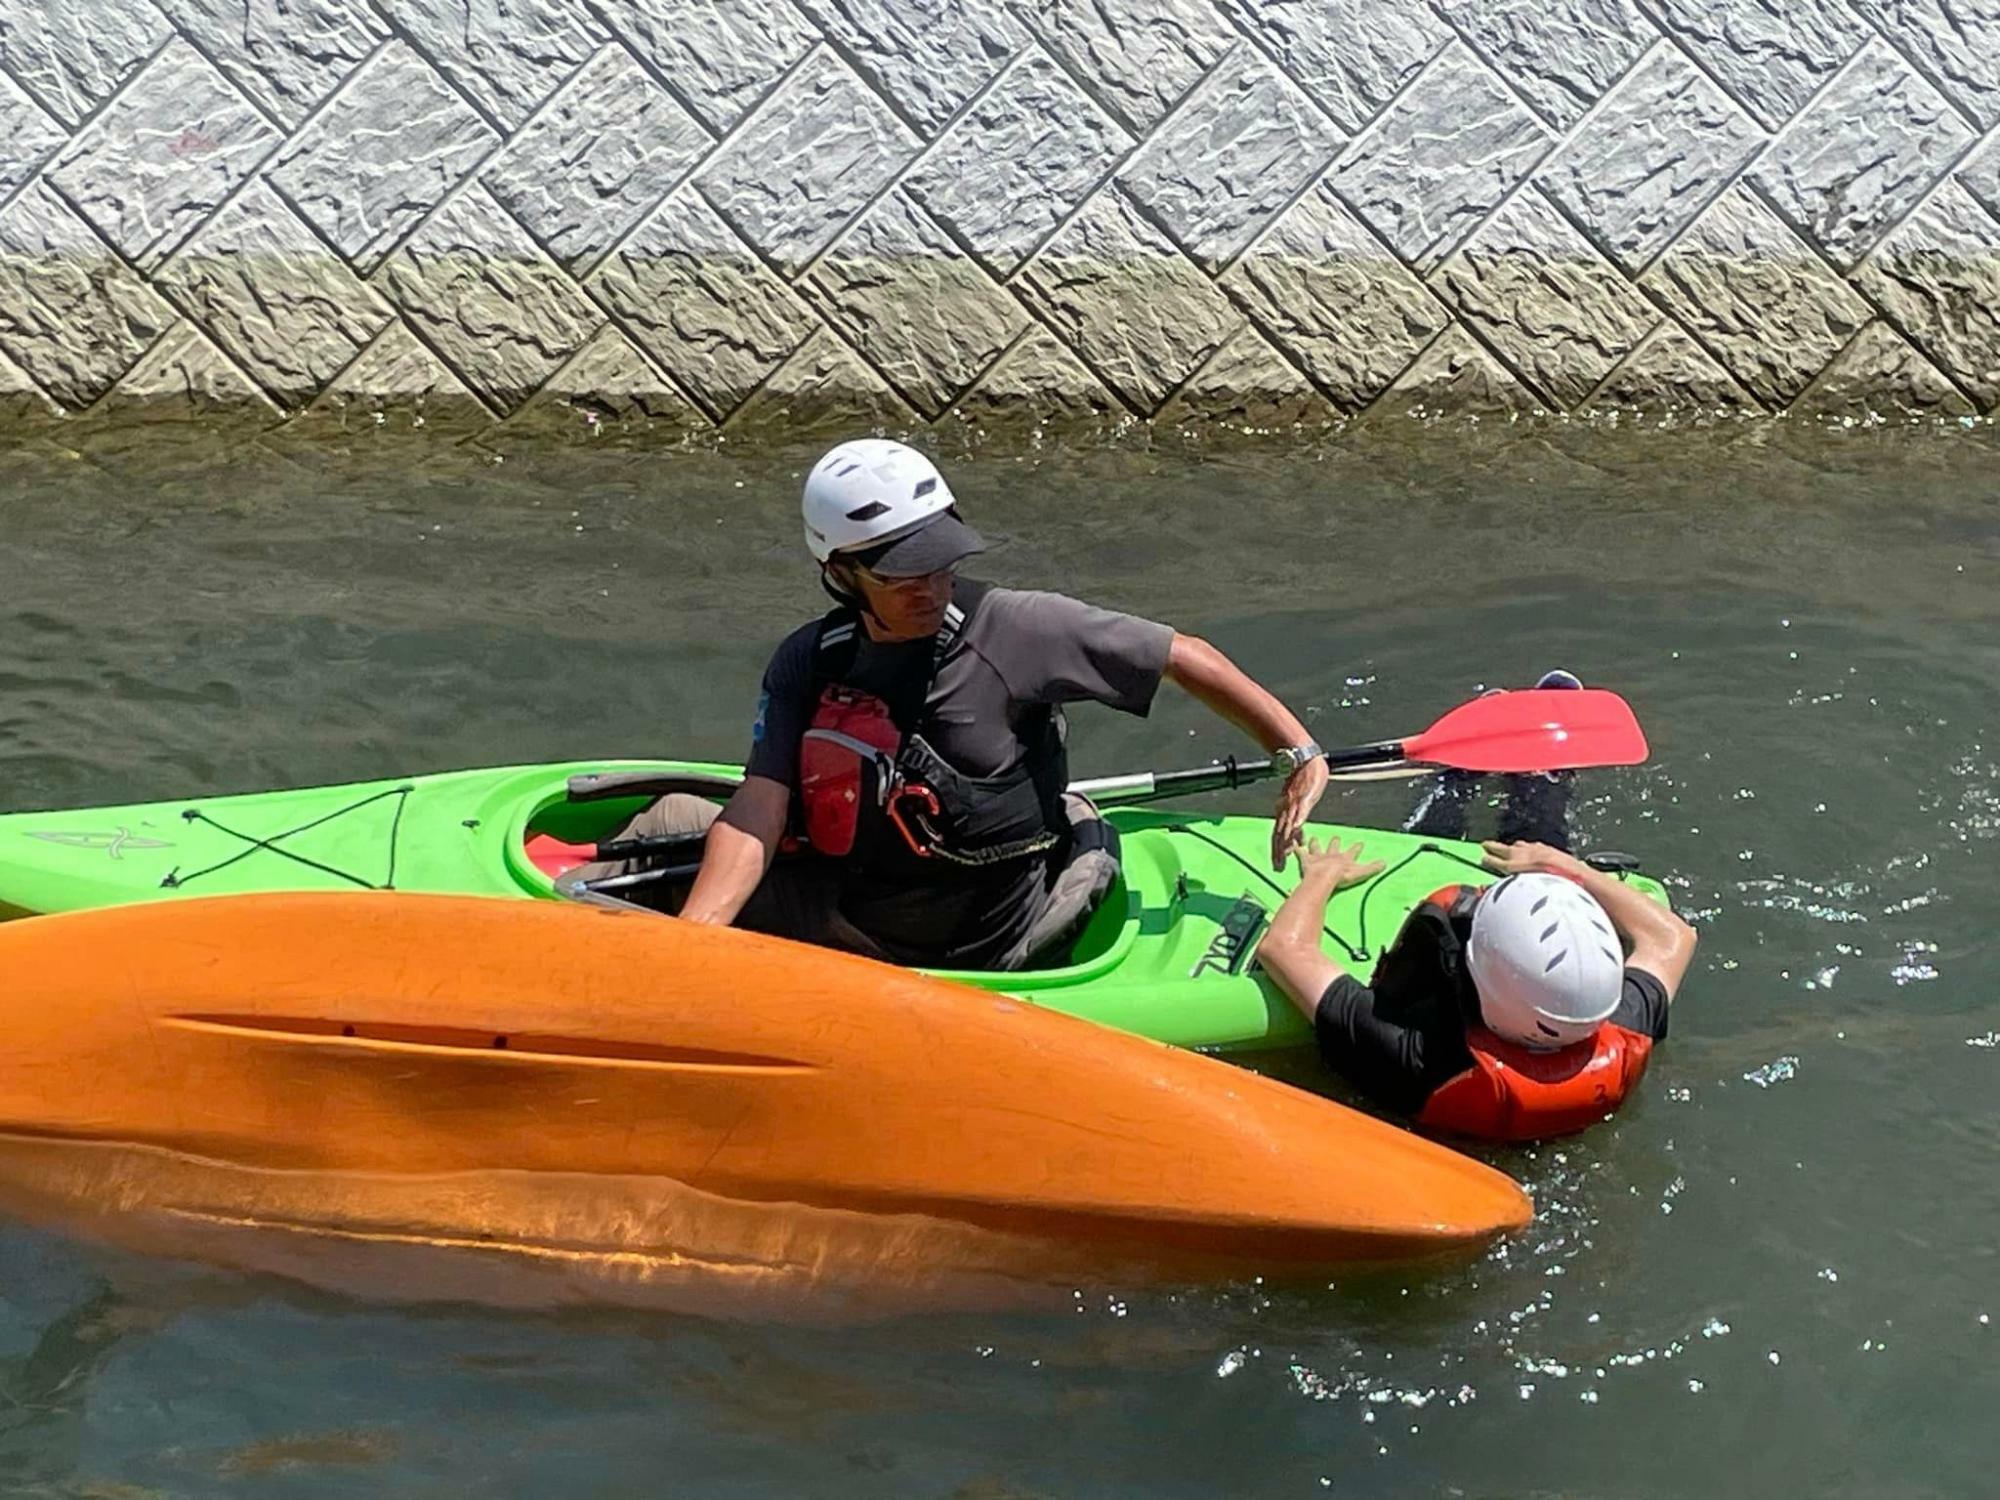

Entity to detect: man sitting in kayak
[1255,737,1698,1141]
[576,437,1330,972]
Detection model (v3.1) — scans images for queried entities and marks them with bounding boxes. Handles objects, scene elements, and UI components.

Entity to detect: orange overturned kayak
[0,893,1529,1316]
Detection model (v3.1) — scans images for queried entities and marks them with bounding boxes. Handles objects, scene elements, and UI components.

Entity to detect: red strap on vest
[798,686,901,858]
[1417,1023,1653,1142]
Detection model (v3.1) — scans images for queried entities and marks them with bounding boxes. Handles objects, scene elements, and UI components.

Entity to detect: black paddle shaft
[1144,741,1406,798]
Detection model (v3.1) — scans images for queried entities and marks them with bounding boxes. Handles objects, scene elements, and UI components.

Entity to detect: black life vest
[795,579,1068,872]
[1377,883,1651,1141]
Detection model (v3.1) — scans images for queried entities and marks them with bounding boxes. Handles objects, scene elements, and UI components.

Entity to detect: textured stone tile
[377,183,601,413]
[905,48,1129,278]
[1851,181,2000,408]
[156,0,387,127]
[1749,40,1978,268]
[1431,0,1650,128]
[1432,191,1657,408]
[1643,0,1868,131]
[1961,130,2000,223]
[801,190,1028,418]
[0,342,57,417]
[955,324,1122,425]
[1847,0,2000,129]
[727,325,917,434]
[695,48,919,275]
[267,42,499,273]
[392,0,605,128]
[155,181,391,405]
[1013,0,1236,134]
[1117,46,1344,272]
[1331,42,1550,273]
[108,320,274,413]
[1587,322,1760,410]
[0,67,66,202]
[48,39,280,272]
[511,323,705,433]
[480,46,710,274]
[1793,320,1975,415]
[603,0,816,134]
[1154,324,1337,430]
[0,183,176,409]
[1380,323,1538,413]
[1014,187,1240,413]
[1642,187,1871,405]
[0,0,167,127]
[792,0,1026,137]
[1221,183,1450,409]
[587,187,818,421]
[1539,46,1762,275]
[1212,0,1448,135]
[308,317,484,424]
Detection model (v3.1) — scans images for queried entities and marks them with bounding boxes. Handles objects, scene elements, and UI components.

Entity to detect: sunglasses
[852,561,957,593]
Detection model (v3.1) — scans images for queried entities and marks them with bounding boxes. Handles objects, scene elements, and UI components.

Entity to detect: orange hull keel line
[0,893,1530,1317]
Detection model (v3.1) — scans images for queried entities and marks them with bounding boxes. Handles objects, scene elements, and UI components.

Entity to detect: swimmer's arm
[1256,839,1384,1024]
[1482,841,1699,1000]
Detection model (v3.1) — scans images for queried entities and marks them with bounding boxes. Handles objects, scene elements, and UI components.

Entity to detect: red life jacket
[795,581,1066,870]
[1389,884,1652,1141]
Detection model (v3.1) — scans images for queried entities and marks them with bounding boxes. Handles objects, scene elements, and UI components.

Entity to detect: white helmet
[1466,873,1624,1050]
[802,439,958,562]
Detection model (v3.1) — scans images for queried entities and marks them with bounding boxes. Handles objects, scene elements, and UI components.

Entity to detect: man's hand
[1272,757,1330,868]
[1160,633,1332,871]
[1480,839,1583,879]
[1294,835,1384,890]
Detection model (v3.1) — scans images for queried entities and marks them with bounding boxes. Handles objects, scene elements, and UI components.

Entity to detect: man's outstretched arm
[1164,632,1332,868]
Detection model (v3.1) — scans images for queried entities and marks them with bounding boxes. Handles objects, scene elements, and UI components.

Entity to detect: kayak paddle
[1072,688,1648,807]
[566,690,1646,863]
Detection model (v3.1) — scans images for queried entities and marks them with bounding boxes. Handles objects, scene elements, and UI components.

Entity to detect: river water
[0,415,1996,1495]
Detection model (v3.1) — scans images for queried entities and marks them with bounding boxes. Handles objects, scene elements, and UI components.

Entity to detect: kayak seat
[1010,795,1122,971]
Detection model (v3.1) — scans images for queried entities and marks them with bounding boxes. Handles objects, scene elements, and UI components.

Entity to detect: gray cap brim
[848,511,987,577]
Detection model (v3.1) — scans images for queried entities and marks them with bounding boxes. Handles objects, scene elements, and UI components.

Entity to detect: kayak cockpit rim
[502,761,1149,990]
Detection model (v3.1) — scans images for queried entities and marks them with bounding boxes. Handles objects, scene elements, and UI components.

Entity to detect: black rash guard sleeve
[1312,976,1475,1118]
[1611,967,1671,1042]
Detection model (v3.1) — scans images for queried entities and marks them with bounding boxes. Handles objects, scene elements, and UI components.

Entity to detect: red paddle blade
[1401,689,1648,773]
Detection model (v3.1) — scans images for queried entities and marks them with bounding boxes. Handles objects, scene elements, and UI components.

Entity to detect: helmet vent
[913,477,937,498]
[1540,921,1559,941]
[835,462,860,476]
[1537,1021,1561,1039]
[844,501,890,521]
[1530,893,1550,914]
[1544,949,1568,972]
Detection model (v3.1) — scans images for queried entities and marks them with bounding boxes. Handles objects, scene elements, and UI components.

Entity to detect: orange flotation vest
[1396,884,1653,1142]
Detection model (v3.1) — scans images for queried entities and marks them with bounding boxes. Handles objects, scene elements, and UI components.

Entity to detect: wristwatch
[1272,741,1325,777]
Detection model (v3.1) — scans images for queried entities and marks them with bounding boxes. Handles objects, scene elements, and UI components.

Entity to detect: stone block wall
[0,0,1996,435]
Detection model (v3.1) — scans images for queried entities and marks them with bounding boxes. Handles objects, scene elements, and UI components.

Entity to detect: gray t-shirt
[745,585,1173,966]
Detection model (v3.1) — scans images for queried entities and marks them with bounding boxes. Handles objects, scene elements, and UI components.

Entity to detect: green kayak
[0,760,1669,1054]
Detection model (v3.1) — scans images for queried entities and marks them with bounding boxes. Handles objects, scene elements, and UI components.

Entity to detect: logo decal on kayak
[25,828,174,860]
[1190,894,1268,979]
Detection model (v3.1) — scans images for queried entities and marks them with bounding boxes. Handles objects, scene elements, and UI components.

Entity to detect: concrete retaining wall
[0,0,1996,435]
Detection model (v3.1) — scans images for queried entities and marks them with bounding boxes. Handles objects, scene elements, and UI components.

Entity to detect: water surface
[1,417,1997,1496]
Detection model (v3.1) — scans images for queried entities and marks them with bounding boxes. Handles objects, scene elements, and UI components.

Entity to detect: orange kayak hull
[0,893,1530,1315]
